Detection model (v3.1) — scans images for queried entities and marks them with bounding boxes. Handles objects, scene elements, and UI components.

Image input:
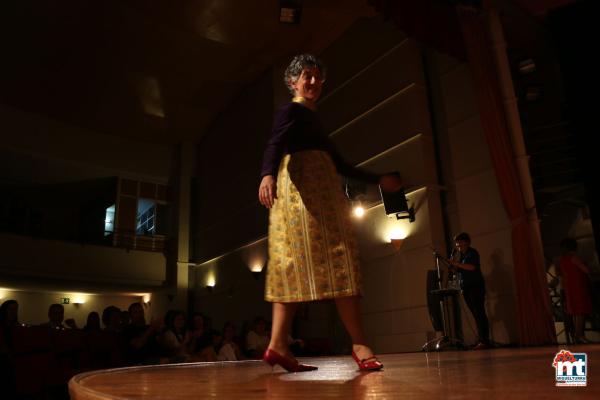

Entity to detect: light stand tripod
[422,249,464,351]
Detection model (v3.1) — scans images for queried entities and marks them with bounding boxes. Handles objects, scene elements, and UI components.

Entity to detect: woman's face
[290,67,324,101]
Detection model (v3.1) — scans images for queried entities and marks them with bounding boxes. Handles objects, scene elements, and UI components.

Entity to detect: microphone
[449,247,456,260]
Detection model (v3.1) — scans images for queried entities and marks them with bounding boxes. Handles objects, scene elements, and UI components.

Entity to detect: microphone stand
[422,248,465,352]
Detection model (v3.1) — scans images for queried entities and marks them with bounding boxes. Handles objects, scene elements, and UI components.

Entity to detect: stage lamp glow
[71,293,89,305]
[388,227,408,241]
[250,263,264,273]
[206,275,216,288]
[353,206,365,218]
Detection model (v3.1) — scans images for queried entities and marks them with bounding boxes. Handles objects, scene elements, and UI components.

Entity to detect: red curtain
[371,0,556,344]
[457,6,556,345]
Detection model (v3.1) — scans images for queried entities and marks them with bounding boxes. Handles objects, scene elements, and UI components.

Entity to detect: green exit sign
[61,297,70,304]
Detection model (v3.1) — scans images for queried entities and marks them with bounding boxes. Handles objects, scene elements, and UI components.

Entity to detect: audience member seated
[188,312,216,362]
[121,302,161,365]
[102,306,122,333]
[0,300,20,398]
[245,316,270,359]
[158,310,191,363]
[64,318,79,330]
[217,322,245,361]
[1,299,20,350]
[83,312,101,332]
[120,310,131,327]
[209,329,223,355]
[39,304,67,330]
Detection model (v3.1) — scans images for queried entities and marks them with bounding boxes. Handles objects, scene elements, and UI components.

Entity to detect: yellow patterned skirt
[265,150,363,303]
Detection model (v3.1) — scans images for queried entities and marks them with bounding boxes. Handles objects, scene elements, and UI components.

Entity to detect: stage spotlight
[379,187,415,222]
[345,179,368,218]
[353,203,365,218]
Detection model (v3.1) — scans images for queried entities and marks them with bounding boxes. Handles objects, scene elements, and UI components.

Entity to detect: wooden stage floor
[70,345,599,399]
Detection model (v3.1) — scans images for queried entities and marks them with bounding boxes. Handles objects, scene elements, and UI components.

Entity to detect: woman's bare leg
[335,296,375,359]
[268,302,299,357]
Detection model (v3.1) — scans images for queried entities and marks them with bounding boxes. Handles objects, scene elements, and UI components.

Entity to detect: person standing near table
[449,232,490,350]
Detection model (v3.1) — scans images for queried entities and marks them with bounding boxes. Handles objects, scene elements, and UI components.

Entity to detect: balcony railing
[109,229,168,253]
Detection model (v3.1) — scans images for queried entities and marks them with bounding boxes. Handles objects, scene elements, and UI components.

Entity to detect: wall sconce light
[71,294,87,306]
[205,275,216,292]
[388,227,408,251]
[249,263,264,280]
[390,238,404,250]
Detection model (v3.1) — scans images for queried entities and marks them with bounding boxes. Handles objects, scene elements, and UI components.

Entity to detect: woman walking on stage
[258,54,401,372]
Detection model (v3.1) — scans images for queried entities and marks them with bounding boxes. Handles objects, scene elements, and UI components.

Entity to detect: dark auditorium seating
[10,326,125,398]
[12,326,53,396]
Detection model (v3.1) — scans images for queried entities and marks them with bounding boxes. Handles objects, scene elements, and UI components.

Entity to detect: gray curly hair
[283,54,326,94]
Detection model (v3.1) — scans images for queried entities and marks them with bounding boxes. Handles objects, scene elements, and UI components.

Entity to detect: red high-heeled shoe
[263,348,318,372]
[352,351,383,371]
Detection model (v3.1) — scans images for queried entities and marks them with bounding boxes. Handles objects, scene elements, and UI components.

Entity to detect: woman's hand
[259,175,277,209]
[379,173,402,192]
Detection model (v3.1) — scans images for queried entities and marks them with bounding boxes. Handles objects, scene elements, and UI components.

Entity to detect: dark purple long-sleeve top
[260,102,380,184]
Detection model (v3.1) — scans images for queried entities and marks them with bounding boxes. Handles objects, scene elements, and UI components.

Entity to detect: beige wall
[192,71,273,262]
[192,238,271,331]
[316,18,447,352]
[0,289,150,328]
[0,232,166,286]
